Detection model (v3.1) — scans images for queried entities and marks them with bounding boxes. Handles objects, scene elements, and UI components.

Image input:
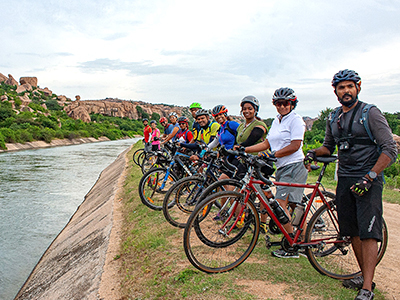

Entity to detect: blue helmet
[332,69,361,87]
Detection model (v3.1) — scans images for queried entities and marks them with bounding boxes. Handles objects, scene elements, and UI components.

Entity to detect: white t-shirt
[267,111,305,169]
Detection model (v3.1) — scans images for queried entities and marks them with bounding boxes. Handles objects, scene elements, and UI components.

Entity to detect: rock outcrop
[20,76,38,87]
[5,74,18,86]
[393,134,400,152]
[0,72,7,83]
[67,105,91,123]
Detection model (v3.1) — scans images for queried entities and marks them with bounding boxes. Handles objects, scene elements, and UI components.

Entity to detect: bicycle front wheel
[163,176,205,228]
[305,200,388,279]
[183,191,260,273]
[132,148,144,165]
[138,167,178,210]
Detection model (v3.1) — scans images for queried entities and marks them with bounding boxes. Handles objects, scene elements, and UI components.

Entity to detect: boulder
[75,95,81,101]
[16,83,33,94]
[5,74,18,86]
[57,95,67,102]
[20,77,38,87]
[21,106,35,113]
[0,73,7,83]
[39,87,52,96]
[1,95,8,101]
[19,94,31,106]
[68,106,91,123]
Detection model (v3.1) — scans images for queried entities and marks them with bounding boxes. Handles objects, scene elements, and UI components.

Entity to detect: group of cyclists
[142,87,308,259]
[138,69,397,300]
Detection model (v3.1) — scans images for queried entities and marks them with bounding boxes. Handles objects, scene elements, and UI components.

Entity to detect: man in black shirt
[304,69,397,300]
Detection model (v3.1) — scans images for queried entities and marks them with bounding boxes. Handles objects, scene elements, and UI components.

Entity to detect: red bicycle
[183,149,387,279]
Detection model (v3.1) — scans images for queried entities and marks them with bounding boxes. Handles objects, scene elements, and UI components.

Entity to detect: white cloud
[1,0,400,118]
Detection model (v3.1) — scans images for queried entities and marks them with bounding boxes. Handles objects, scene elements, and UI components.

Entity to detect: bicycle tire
[141,152,159,174]
[183,191,260,273]
[138,167,178,210]
[196,178,243,204]
[137,151,147,168]
[163,176,205,228]
[305,200,388,279]
[133,148,144,165]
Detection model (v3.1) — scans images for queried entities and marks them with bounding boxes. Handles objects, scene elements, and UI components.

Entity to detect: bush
[45,99,63,111]
[0,132,6,149]
[0,127,16,143]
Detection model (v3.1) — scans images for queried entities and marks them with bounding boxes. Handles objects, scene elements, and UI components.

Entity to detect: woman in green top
[236,95,268,149]
[217,96,268,230]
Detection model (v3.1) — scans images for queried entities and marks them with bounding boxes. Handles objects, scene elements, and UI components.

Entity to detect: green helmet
[189,102,202,109]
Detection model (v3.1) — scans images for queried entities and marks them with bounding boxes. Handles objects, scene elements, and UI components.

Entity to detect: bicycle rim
[133,149,144,165]
[183,191,260,273]
[139,168,177,210]
[163,176,205,228]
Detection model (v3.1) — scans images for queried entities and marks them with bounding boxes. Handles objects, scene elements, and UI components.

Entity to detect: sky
[1,0,400,119]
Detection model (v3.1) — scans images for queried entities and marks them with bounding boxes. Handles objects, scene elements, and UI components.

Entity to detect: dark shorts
[336,176,383,241]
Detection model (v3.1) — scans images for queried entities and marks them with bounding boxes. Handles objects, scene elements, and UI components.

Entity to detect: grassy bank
[117,143,388,299]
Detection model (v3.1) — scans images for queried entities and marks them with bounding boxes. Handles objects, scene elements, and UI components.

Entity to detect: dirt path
[374,201,400,300]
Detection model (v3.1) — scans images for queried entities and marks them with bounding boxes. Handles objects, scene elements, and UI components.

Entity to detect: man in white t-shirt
[244,87,308,259]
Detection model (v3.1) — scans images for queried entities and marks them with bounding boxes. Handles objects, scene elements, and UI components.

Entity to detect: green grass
[118,143,390,299]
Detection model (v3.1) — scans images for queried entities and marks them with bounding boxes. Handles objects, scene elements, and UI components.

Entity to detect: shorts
[275,161,308,204]
[336,176,383,241]
[151,144,160,151]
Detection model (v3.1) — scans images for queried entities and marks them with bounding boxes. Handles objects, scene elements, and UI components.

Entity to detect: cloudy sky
[1,0,400,118]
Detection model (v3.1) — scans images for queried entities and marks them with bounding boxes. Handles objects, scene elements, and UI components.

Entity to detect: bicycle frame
[158,151,194,190]
[220,161,338,249]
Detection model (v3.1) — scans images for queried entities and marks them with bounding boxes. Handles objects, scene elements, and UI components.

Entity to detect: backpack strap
[225,121,237,137]
[359,103,377,144]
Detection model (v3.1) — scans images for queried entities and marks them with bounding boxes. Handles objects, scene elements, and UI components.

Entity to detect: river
[0,138,140,300]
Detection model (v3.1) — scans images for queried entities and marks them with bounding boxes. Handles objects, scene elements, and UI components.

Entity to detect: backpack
[224,121,237,138]
[329,103,377,145]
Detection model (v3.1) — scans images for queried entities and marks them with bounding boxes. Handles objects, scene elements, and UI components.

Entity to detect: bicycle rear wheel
[183,191,260,273]
[305,200,388,279]
[133,148,144,165]
[163,176,205,228]
[138,167,178,210]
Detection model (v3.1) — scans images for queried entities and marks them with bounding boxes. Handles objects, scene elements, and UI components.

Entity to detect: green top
[236,119,268,155]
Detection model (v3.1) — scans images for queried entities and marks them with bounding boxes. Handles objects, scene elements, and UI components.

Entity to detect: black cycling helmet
[212,105,228,117]
[240,95,259,112]
[272,87,298,108]
[195,109,209,118]
[177,116,189,124]
[332,69,361,87]
[142,118,149,122]
[150,120,157,124]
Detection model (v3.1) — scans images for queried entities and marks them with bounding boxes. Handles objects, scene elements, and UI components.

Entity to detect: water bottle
[291,203,305,226]
[269,200,289,224]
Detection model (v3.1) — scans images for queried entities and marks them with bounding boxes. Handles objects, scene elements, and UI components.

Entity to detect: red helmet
[159,117,167,123]
[212,105,228,117]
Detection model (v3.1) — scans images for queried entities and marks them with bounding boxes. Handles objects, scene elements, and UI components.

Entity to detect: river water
[0,138,140,300]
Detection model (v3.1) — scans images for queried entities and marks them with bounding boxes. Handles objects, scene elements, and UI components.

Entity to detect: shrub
[0,132,6,149]
[0,127,16,143]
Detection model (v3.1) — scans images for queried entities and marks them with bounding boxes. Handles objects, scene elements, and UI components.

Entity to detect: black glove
[304,150,317,165]
[351,177,372,196]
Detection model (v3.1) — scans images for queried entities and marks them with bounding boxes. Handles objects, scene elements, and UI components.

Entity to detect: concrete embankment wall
[14,147,130,300]
[0,137,111,153]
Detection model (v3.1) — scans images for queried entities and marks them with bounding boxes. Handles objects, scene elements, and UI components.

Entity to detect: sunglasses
[274,100,291,107]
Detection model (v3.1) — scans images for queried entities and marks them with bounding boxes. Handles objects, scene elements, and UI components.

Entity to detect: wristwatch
[368,171,377,180]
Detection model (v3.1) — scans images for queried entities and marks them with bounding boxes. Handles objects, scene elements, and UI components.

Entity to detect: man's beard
[338,93,358,107]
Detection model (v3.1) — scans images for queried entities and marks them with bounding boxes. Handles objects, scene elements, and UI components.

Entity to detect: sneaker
[355,289,374,300]
[259,222,267,234]
[343,276,376,291]
[271,249,299,259]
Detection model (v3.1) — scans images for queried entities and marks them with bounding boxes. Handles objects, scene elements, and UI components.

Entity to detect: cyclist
[189,102,202,142]
[149,120,161,151]
[207,104,239,151]
[180,109,220,156]
[160,117,172,137]
[222,96,268,229]
[142,118,152,152]
[175,116,194,144]
[304,69,397,300]
[162,112,180,144]
[243,88,307,258]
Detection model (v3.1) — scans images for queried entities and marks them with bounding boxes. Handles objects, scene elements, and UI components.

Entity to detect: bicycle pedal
[265,235,272,249]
